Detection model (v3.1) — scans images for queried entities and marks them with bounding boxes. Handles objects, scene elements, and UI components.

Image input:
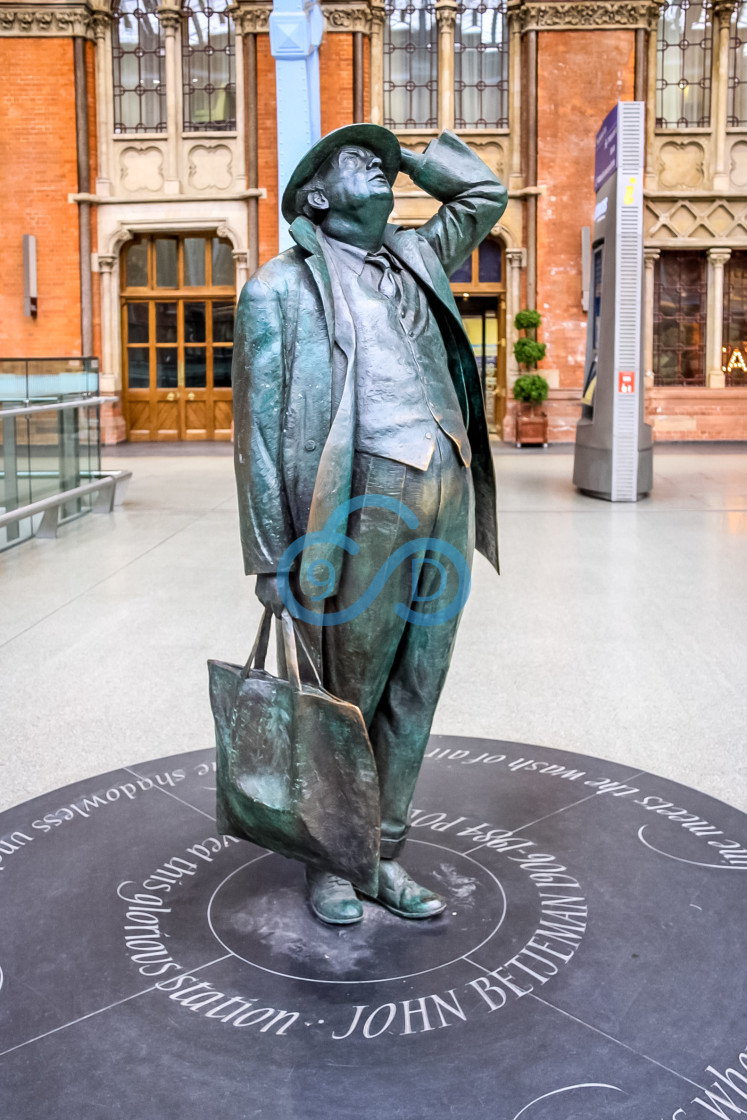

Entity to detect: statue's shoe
[376,860,446,919]
[306,867,364,925]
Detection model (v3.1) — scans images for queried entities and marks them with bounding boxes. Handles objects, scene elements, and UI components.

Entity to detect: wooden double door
[121,234,235,440]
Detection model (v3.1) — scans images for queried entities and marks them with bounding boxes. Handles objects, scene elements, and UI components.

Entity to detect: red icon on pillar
[618,371,635,394]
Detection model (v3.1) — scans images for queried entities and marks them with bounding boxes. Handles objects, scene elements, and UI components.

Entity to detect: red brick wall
[87,38,102,363]
[647,388,747,440]
[320,34,353,133]
[536,30,635,390]
[0,38,82,357]
[256,33,357,265]
[257,35,279,265]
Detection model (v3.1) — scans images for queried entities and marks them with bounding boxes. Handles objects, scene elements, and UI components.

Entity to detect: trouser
[320,428,475,860]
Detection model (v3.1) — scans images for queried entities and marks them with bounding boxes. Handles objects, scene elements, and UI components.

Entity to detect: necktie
[364,248,402,301]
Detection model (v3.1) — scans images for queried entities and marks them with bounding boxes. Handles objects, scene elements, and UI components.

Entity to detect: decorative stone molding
[520,0,662,31]
[90,9,109,39]
[0,4,95,37]
[657,140,706,190]
[119,145,165,193]
[711,0,738,18]
[506,247,527,268]
[322,1,371,32]
[157,0,183,32]
[645,195,747,244]
[729,139,747,188]
[466,139,506,180]
[707,247,733,266]
[187,144,234,191]
[369,0,386,27]
[228,0,271,33]
[97,254,116,274]
[435,0,458,31]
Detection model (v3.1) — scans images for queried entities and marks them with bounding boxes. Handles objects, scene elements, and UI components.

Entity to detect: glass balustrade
[0,358,102,550]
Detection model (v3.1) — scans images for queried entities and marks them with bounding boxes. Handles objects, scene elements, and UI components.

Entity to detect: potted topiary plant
[512,309,549,447]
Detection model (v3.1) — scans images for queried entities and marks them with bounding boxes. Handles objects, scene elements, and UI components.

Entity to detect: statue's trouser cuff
[380,833,407,860]
[308,429,476,871]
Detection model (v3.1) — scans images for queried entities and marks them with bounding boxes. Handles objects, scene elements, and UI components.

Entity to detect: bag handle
[280,609,323,692]
[240,605,273,680]
[240,606,323,693]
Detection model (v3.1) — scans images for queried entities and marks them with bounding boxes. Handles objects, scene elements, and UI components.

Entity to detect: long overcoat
[232,131,508,608]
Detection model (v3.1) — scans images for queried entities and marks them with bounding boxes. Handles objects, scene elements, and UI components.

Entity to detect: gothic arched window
[183,0,236,132]
[112,0,166,133]
[656,0,713,127]
[455,0,509,129]
[384,0,437,129]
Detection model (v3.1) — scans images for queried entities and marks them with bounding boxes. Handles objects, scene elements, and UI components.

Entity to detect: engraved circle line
[510,1082,626,1120]
[206,839,508,986]
[637,825,747,870]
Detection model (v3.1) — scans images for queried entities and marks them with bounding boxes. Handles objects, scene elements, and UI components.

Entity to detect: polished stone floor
[1,442,745,814]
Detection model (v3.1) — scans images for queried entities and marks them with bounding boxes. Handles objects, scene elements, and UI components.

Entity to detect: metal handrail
[0,395,109,419]
[0,470,132,536]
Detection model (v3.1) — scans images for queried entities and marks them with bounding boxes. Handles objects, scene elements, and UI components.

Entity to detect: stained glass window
[653,252,707,386]
[723,251,747,385]
[656,0,713,128]
[455,0,508,129]
[112,0,166,133]
[384,0,437,129]
[183,0,236,131]
[729,2,747,126]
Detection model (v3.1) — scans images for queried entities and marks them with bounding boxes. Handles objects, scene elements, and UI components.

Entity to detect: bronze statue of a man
[231,125,507,925]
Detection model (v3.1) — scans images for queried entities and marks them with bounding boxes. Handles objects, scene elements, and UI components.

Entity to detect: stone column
[644,10,658,190]
[506,248,525,388]
[507,0,522,188]
[97,255,117,391]
[74,36,93,357]
[234,20,248,190]
[643,247,660,388]
[353,30,365,121]
[158,0,184,194]
[98,252,127,443]
[436,0,457,131]
[233,249,249,291]
[91,6,113,194]
[231,3,270,275]
[707,247,731,388]
[525,27,537,308]
[712,0,736,191]
[369,0,386,125]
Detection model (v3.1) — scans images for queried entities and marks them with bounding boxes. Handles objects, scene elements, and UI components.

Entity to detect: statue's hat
[281,124,401,224]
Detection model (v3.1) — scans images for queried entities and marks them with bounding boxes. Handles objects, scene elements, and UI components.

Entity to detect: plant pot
[515,403,549,448]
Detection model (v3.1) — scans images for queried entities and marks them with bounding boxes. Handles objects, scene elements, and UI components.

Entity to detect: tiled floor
[1,442,745,814]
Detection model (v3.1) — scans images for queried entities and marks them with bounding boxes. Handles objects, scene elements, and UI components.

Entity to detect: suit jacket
[232,130,508,585]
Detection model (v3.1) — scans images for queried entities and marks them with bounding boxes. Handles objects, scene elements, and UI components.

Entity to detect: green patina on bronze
[212,124,507,924]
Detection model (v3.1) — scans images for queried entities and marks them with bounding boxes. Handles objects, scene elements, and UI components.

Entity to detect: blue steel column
[270,0,324,250]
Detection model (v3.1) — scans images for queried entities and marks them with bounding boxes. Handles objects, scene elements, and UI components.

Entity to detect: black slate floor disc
[0,735,745,1120]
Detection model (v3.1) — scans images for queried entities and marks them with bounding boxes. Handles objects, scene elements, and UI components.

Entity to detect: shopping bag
[208,608,380,895]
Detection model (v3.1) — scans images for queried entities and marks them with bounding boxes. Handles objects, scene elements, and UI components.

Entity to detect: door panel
[184,398,209,439]
[127,398,152,440]
[213,398,234,439]
[156,399,180,439]
[121,234,235,440]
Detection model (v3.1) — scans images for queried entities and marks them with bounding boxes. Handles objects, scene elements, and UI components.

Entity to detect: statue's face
[310,146,393,219]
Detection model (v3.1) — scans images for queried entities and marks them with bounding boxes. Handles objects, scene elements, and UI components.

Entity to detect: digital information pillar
[572,101,653,502]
